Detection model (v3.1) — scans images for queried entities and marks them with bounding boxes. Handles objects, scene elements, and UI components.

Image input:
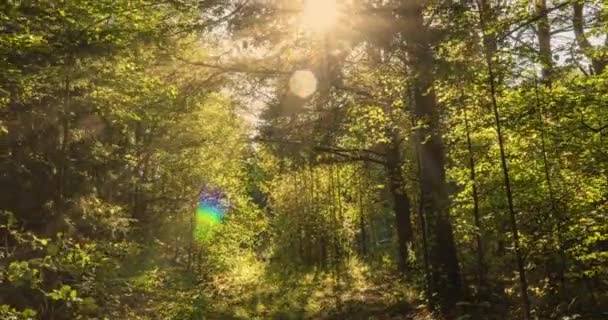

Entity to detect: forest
[1,0,607,319]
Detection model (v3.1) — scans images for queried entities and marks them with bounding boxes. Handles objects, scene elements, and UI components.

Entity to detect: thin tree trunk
[329,165,342,312]
[463,98,485,288]
[487,55,532,320]
[478,2,531,318]
[308,164,318,265]
[358,166,368,256]
[187,212,193,271]
[294,171,305,263]
[336,166,344,261]
[58,69,71,212]
[534,6,569,287]
[533,77,568,291]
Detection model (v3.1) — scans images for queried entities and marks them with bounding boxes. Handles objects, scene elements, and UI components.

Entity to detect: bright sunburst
[300,0,339,33]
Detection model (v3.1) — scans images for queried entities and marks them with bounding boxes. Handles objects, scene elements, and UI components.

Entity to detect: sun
[300,0,340,33]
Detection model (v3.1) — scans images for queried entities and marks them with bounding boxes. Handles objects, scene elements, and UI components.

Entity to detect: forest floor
[205,258,436,320]
[121,250,606,319]
[119,249,436,319]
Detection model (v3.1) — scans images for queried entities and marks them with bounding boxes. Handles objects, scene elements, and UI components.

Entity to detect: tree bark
[478,1,532,318]
[412,109,433,303]
[536,0,553,83]
[400,0,463,309]
[385,138,413,276]
[573,2,607,74]
[463,101,485,288]
[358,166,368,256]
[534,6,570,291]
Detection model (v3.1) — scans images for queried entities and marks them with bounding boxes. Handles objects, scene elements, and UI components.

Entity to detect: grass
[204,257,432,320]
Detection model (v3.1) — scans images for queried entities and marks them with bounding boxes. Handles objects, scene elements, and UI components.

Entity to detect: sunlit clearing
[301,0,339,33]
[289,70,317,98]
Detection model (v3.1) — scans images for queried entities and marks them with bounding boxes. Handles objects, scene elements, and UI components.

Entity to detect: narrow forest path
[200,259,436,320]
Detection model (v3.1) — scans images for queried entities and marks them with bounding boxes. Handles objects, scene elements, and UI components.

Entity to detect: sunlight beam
[300,0,339,33]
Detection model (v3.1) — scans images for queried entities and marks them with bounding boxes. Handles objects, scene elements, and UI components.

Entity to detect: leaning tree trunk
[477,0,532,318]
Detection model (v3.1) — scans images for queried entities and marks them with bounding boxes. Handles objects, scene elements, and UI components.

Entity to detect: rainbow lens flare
[194,188,227,243]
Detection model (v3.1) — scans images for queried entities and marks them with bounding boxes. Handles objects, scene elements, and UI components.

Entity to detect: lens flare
[289,70,317,98]
[194,188,227,243]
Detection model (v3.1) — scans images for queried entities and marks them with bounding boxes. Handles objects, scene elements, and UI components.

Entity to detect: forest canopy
[1,0,607,319]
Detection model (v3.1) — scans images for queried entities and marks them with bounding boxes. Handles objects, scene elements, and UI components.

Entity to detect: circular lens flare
[289,70,317,98]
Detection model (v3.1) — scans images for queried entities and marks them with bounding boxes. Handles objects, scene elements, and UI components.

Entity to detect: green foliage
[2,0,608,319]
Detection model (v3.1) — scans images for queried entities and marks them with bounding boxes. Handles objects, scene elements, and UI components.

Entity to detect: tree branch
[499,1,572,41]
[254,137,387,165]
[177,57,291,76]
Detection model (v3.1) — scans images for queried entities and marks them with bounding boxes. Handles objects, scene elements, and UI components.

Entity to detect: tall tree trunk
[329,165,343,312]
[358,166,368,256]
[533,77,568,291]
[412,113,433,303]
[573,2,607,74]
[58,66,71,213]
[294,172,305,263]
[463,100,485,288]
[536,0,553,84]
[478,1,531,318]
[400,0,463,309]
[309,165,319,265]
[376,43,414,278]
[534,8,569,290]
[385,137,413,276]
